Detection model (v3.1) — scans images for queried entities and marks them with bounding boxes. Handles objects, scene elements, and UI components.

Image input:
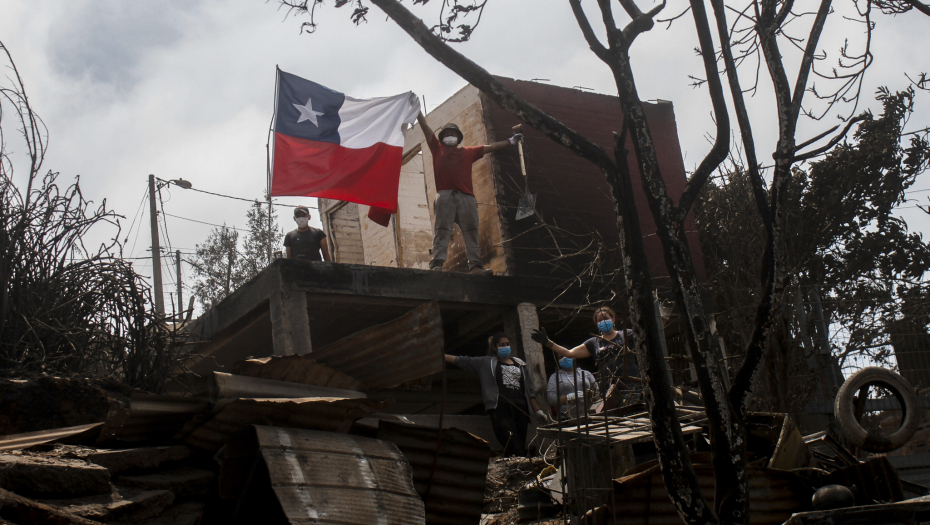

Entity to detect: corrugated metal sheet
[0,423,103,451]
[177,397,389,451]
[97,394,211,445]
[377,421,491,525]
[248,425,425,525]
[612,460,811,525]
[310,301,444,390]
[231,354,365,391]
[208,372,366,403]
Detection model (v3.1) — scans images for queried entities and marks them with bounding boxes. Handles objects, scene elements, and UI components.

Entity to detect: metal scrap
[176,396,389,451]
[208,371,366,403]
[377,421,491,525]
[231,354,365,391]
[97,394,211,445]
[309,301,444,390]
[220,425,425,524]
[0,423,103,452]
[612,458,813,525]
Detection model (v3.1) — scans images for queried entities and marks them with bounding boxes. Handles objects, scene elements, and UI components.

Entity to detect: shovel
[512,124,536,220]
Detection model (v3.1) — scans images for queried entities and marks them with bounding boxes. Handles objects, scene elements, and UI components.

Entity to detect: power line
[154,177,316,209]
[162,212,249,232]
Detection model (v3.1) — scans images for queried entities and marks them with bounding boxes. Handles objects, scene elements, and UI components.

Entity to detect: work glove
[565,391,585,403]
[534,409,550,425]
[509,133,524,145]
[530,327,551,349]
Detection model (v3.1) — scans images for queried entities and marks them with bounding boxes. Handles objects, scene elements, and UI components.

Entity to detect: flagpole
[266,66,280,263]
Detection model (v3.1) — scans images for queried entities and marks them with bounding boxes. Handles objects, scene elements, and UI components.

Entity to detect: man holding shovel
[416,111,522,274]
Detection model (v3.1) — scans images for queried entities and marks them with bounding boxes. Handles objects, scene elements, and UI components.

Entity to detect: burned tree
[277,1,921,523]
[0,41,178,392]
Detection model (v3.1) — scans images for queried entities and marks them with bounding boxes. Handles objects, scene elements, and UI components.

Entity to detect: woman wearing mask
[531,307,639,411]
[547,357,597,418]
[445,333,546,457]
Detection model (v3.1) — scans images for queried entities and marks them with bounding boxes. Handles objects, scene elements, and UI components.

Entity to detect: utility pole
[176,250,183,319]
[148,174,165,315]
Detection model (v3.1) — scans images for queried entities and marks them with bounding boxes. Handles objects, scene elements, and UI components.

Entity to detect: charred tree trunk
[366,1,719,522]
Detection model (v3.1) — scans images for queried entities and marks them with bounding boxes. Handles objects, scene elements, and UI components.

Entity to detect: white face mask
[442,136,458,146]
[295,217,309,228]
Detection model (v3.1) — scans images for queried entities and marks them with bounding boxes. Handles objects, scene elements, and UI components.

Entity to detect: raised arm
[416,111,433,142]
[482,130,523,155]
[531,328,592,359]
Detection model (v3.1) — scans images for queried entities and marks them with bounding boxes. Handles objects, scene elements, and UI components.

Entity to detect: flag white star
[293,96,324,126]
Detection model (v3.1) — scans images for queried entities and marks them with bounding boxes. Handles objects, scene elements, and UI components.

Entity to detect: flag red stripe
[271,133,401,212]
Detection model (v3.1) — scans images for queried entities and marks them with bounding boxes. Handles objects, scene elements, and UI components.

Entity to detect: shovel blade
[515,193,537,220]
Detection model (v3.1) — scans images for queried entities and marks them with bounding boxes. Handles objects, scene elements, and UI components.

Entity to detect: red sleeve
[426,134,440,156]
[466,145,486,163]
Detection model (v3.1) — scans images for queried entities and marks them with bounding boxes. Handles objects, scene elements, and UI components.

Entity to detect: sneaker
[468,266,493,276]
[430,266,443,272]
[429,261,444,271]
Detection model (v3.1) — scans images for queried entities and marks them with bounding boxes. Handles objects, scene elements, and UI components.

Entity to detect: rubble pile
[0,352,491,525]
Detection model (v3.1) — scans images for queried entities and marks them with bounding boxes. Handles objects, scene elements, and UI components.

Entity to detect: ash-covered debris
[483,456,550,515]
[0,376,134,436]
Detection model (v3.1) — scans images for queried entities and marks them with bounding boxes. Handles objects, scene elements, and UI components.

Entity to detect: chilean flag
[270,69,420,226]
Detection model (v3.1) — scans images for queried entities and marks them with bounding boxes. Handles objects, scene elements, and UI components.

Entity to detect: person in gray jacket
[547,357,597,418]
[445,332,545,457]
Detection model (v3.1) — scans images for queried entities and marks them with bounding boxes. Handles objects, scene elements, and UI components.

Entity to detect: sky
[0,0,927,313]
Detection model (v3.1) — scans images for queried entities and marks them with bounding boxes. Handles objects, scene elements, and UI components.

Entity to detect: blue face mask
[559,358,573,370]
[597,319,614,333]
[497,346,511,359]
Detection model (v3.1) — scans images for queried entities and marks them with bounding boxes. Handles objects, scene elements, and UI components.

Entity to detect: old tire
[834,367,918,453]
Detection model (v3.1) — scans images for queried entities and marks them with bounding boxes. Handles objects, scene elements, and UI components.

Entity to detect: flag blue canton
[274,70,345,144]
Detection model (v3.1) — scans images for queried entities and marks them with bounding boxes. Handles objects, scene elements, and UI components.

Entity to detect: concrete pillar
[515,302,549,412]
[269,289,312,356]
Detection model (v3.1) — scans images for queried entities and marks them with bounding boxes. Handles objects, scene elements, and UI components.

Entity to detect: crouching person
[445,332,546,457]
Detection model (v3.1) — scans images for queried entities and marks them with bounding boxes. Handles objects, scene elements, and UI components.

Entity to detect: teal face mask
[559,358,573,370]
[497,346,511,359]
[597,319,614,333]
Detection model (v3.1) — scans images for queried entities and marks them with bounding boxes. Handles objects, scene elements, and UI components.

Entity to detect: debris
[611,458,813,525]
[116,466,214,496]
[785,494,930,525]
[177,396,389,451]
[0,453,110,497]
[108,502,204,525]
[0,376,132,436]
[40,486,175,523]
[70,446,191,475]
[231,354,365,391]
[0,487,102,525]
[483,456,550,515]
[745,412,812,470]
[220,425,425,524]
[377,421,492,525]
[0,423,103,452]
[208,371,365,403]
[823,456,905,506]
[97,395,211,445]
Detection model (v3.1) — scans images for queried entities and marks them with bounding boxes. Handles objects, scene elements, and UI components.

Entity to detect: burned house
[186,78,706,423]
